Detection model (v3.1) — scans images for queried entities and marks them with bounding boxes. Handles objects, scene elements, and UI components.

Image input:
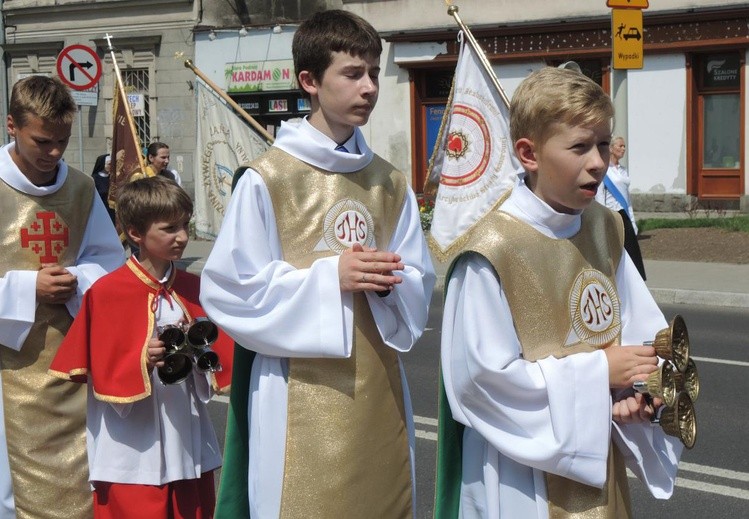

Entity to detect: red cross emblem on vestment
[20,211,69,264]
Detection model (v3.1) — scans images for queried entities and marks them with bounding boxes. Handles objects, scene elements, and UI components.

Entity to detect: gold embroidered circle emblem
[439,104,493,187]
[569,269,621,346]
[323,199,376,253]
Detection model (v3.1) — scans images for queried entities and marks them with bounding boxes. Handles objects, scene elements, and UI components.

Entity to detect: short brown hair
[292,9,382,85]
[117,176,192,240]
[9,75,77,127]
[510,67,614,146]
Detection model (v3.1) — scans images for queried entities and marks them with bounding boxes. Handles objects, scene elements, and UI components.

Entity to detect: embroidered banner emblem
[321,199,375,254]
[20,211,69,264]
[569,269,620,346]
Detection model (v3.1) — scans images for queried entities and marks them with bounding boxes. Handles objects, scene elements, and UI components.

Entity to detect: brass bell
[647,314,690,373]
[633,362,678,408]
[673,358,700,403]
[656,392,697,449]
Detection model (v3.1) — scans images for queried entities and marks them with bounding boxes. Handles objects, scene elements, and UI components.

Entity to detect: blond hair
[117,176,192,241]
[510,67,613,145]
[9,75,77,127]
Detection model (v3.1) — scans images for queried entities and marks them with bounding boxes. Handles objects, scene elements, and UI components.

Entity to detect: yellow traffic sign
[607,0,648,8]
[612,9,643,69]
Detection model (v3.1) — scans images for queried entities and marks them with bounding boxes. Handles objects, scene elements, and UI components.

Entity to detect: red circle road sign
[56,45,102,91]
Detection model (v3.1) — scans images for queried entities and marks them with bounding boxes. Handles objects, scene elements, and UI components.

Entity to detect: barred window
[122,68,151,146]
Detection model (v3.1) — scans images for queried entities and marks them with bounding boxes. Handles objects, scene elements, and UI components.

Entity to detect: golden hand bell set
[633,315,699,449]
[156,318,223,385]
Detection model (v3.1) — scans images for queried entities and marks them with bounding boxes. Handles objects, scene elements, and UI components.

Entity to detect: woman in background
[596,136,646,280]
[145,142,182,186]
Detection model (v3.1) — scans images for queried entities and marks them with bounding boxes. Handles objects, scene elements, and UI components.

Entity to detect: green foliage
[638,216,749,233]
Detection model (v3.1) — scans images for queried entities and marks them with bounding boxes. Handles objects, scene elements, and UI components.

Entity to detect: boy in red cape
[50,176,232,519]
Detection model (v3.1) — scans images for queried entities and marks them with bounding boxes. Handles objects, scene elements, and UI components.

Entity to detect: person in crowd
[50,175,233,519]
[435,67,682,518]
[0,74,124,518]
[199,9,435,518]
[596,136,647,280]
[91,153,116,224]
[146,141,182,186]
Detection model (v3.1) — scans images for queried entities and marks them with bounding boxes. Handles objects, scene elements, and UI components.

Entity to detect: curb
[649,288,749,309]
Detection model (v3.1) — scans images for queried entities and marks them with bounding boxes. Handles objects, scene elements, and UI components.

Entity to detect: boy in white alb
[436,68,682,518]
[50,176,233,519]
[200,10,435,519]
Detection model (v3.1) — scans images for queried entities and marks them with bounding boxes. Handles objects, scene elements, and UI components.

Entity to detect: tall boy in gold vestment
[200,9,435,519]
[0,75,124,518]
[436,67,683,518]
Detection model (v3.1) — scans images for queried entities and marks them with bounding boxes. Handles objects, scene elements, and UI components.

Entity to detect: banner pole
[446,5,511,109]
[184,59,275,145]
[104,33,147,172]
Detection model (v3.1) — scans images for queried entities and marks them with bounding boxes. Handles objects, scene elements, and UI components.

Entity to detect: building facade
[1,0,200,191]
[3,1,747,211]
[342,0,749,211]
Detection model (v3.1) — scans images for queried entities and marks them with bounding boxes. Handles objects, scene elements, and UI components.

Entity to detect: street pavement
[179,236,749,309]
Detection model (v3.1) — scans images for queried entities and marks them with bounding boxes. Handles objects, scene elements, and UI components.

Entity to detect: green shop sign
[225,60,297,92]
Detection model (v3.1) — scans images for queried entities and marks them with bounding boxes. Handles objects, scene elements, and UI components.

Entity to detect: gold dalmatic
[0,169,94,519]
[253,148,413,518]
[459,202,632,518]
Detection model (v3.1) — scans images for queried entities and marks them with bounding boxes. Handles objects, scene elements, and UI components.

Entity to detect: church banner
[194,80,270,239]
[424,33,521,261]
[109,84,145,212]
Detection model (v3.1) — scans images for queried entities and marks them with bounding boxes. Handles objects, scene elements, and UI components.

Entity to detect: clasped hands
[605,343,661,425]
[338,242,404,293]
[36,264,78,304]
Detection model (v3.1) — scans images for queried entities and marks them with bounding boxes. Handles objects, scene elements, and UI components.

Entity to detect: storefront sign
[226,60,297,92]
[703,53,740,88]
[268,99,288,112]
[127,93,145,117]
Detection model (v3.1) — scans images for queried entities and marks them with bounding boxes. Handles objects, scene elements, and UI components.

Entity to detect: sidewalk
[179,239,749,309]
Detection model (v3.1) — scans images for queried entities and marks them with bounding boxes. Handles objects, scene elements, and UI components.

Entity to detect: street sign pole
[608,0,648,168]
[56,44,102,173]
[77,109,84,171]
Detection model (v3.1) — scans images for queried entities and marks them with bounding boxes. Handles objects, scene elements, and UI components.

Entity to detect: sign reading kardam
[225,60,298,93]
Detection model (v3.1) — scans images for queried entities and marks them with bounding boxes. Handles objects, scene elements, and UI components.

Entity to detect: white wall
[627,54,687,194]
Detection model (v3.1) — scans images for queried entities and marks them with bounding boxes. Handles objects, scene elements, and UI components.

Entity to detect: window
[122,68,151,146]
[689,51,744,199]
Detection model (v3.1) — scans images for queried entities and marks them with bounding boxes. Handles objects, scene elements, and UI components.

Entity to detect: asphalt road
[207,294,749,518]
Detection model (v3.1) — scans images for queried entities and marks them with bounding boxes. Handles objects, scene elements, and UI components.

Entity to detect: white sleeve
[64,193,126,317]
[442,253,613,487]
[200,170,352,359]
[365,187,435,352]
[0,270,39,350]
[611,252,683,498]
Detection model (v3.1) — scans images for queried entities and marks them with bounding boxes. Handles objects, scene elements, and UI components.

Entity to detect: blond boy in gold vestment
[437,67,682,518]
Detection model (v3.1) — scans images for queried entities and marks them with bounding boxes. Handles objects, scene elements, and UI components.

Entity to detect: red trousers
[93,471,216,519]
